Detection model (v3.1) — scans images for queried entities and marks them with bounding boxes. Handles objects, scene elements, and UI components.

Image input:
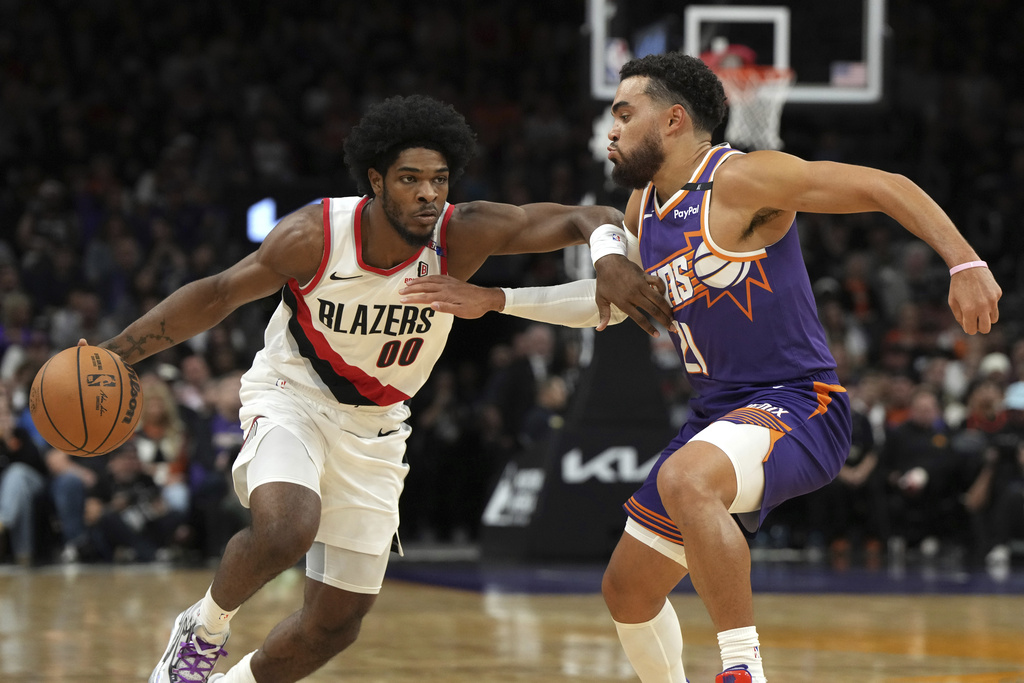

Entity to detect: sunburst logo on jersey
[652,228,772,321]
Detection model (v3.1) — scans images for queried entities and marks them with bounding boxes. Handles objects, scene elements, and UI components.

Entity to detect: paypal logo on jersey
[673,205,700,220]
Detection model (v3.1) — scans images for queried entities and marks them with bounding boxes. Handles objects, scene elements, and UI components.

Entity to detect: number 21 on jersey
[653,257,708,375]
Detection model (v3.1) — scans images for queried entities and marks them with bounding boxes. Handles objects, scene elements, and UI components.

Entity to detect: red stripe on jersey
[439,204,454,274]
[299,199,332,296]
[287,280,411,406]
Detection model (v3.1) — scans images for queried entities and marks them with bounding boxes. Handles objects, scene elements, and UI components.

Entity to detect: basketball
[693,242,751,289]
[29,345,143,457]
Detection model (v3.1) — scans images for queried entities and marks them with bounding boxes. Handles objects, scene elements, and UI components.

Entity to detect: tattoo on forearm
[111,326,176,362]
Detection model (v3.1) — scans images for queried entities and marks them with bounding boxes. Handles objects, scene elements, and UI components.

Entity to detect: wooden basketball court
[2,561,1023,682]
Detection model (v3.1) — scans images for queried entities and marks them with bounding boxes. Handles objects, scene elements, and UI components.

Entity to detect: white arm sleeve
[499,279,629,328]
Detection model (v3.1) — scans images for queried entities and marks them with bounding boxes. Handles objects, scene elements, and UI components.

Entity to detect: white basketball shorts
[234,377,412,559]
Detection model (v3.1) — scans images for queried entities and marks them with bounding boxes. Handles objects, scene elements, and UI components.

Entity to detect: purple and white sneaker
[149,601,229,683]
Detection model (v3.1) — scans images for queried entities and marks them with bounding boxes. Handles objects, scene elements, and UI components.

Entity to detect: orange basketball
[29,345,143,457]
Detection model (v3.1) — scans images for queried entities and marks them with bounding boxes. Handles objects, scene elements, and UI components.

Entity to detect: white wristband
[590,223,628,265]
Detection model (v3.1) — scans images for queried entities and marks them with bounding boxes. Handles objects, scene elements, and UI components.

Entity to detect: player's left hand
[949,267,1001,334]
[594,255,672,336]
[400,275,505,319]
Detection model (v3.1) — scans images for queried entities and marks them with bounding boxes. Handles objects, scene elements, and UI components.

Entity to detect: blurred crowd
[2,1,1024,571]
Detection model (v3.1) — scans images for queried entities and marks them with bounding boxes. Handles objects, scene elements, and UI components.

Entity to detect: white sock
[198,586,238,641]
[220,651,258,683]
[613,599,687,683]
[718,626,766,683]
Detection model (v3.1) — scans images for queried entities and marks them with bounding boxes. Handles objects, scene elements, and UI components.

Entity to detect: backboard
[587,0,886,104]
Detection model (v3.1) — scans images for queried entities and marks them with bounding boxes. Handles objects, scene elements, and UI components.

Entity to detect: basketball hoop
[714,65,794,151]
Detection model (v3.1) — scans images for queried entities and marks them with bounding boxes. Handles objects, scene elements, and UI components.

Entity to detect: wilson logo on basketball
[86,374,117,387]
[121,369,141,424]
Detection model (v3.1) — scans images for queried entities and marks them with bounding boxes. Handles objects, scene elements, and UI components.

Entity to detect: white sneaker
[149,601,229,682]
[209,676,225,682]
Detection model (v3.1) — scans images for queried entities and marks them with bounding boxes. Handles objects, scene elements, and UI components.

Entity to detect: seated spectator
[884,389,967,557]
[977,382,1024,569]
[173,352,213,413]
[982,439,1024,570]
[48,285,120,352]
[520,375,569,449]
[84,440,188,563]
[45,447,110,563]
[187,370,247,559]
[953,381,1008,563]
[806,402,887,568]
[135,372,191,515]
[0,382,49,565]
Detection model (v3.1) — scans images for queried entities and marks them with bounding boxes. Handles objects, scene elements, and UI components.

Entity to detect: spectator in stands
[46,445,110,563]
[0,290,36,381]
[174,352,213,414]
[481,323,558,451]
[135,372,192,515]
[187,370,247,559]
[980,407,1024,570]
[520,375,569,449]
[48,285,120,352]
[807,397,886,568]
[884,389,966,558]
[0,381,48,565]
[85,439,187,563]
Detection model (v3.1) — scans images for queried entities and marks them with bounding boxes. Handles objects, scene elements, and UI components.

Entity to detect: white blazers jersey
[245,196,455,408]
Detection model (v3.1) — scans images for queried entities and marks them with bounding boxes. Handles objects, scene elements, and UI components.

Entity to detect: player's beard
[611,128,665,189]
[380,188,434,248]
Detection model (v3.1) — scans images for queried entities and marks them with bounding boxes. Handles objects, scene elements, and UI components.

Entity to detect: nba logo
[419,261,429,277]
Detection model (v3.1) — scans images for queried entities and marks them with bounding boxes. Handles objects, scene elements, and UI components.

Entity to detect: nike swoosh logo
[330,273,363,281]
[643,213,653,218]
[378,428,400,437]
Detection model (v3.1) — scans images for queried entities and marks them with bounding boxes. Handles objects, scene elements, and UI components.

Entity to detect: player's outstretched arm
[400,274,645,328]
[718,152,1002,335]
[100,205,323,363]
[445,200,673,336]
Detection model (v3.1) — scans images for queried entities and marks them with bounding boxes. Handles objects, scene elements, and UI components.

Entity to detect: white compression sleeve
[614,599,687,683]
[499,279,629,328]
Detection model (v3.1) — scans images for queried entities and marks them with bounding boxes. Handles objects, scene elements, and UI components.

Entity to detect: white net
[715,66,794,151]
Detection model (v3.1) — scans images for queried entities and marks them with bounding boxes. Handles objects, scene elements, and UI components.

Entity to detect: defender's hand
[594,255,672,337]
[949,267,1001,334]
[400,275,504,319]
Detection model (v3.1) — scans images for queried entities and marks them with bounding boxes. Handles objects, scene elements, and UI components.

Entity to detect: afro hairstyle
[343,94,478,196]
[619,52,727,137]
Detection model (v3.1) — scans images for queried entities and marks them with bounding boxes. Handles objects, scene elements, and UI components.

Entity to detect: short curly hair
[619,52,727,137]
[343,95,478,196]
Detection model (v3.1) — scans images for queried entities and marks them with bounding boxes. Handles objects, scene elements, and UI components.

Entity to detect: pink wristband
[949,260,987,276]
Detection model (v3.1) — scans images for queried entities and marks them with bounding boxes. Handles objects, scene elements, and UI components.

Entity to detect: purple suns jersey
[638,144,835,415]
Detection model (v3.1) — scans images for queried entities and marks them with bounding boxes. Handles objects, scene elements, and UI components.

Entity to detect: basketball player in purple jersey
[401,52,1001,682]
[79,95,669,683]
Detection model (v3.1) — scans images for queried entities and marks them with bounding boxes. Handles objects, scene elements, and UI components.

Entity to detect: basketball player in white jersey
[86,95,670,683]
